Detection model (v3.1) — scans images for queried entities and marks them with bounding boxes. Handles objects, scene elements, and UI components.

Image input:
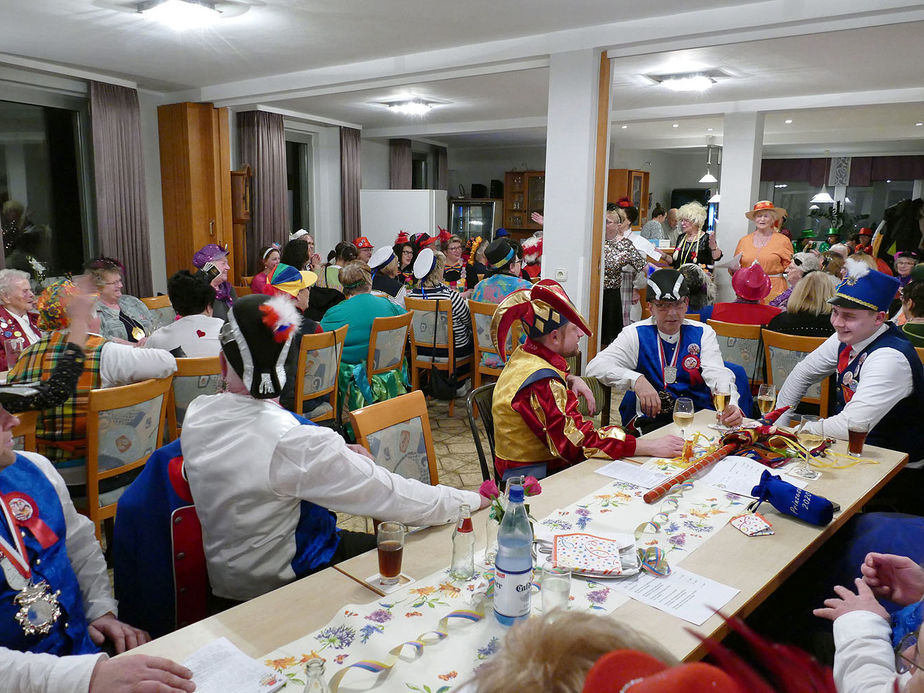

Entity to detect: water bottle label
[493,566,532,619]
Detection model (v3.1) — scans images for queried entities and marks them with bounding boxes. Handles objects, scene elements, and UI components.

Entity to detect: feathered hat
[491,279,591,361]
[829,258,899,312]
[395,230,410,245]
[219,293,302,399]
[521,234,543,264]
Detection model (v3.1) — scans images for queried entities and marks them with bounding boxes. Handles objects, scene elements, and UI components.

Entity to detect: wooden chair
[349,390,439,485]
[241,275,255,286]
[684,313,701,321]
[575,376,612,427]
[83,376,173,540]
[140,295,176,331]
[233,285,254,297]
[294,325,347,422]
[707,320,764,387]
[466,383,497,482]
[166,356,222,440]
[11,410,38,452]
[468,300,505,389]
[406,296,473,417]
[917,346,924,365]
[762,330,832,416]
[366,313,412,385]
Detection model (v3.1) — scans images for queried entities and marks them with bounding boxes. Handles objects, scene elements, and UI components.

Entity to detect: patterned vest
[8,333,105,462]
[619,323,713,424]
[0,454,97,656]
[493,344,569,464]
[834,324,924,460]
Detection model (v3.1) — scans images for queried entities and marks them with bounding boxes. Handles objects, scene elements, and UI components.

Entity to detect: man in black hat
[587,268,743,431]
[0,388,195,693]
[181,294,486,601]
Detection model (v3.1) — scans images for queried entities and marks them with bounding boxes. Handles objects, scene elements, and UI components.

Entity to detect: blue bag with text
[750,470,835,526]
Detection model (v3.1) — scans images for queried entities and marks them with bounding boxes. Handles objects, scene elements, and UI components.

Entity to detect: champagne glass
[711,384,732,430]
[672,397,694,440]
[757,384,776,419]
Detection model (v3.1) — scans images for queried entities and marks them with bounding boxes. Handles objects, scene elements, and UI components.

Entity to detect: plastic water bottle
[450,504,475,580]
[493,483,533,626]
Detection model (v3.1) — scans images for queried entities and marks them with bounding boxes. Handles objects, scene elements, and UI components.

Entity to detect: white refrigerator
[359,190,448,249]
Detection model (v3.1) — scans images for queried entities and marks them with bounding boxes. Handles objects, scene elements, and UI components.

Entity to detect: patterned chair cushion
[769,345,821,399]
[715,335,761,380]
[173,374,222,427]
[365,416,430,484]
[411,309,450,348]
[97,394,163,473]
[303,344,340,396]
[372,327,407,373]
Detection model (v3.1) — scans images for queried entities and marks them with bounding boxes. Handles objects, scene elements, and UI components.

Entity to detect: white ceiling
[0,0,922,155]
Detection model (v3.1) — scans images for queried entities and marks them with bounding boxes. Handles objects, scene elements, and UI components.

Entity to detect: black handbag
[423,299,459,400]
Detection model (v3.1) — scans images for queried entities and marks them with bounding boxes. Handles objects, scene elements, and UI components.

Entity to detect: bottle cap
[508,484,525,502]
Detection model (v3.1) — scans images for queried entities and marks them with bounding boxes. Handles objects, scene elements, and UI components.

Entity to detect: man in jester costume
[490,280,683,481]
[0,384,195,692]
[181,294,486,602]
[587,269,744,432]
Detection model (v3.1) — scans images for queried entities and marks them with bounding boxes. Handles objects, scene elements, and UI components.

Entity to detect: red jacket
[0,306,41,370]
[709,302,781,326]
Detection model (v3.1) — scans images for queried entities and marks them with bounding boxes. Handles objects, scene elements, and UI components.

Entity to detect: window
[844,180,915,227]
[0,98,91,288]
[285,133,313,233]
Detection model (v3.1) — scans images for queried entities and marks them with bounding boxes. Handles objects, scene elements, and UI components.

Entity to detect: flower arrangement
[479,477,542,523]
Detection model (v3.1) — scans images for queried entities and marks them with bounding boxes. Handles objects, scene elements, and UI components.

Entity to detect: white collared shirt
[8,310,40,343]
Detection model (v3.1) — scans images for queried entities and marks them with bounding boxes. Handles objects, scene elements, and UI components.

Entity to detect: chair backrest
[761,329,830,414]
[917,346,924,365]
[140,295,176,331]
[468,300,503,369]
[234,285,254,297]
[406,296,456,366]
[707,319,764,384]
[349,390,439,484]
[11,410,38,452]
[684,313,701,321]
[166,356,222,440]
[575,376,611,427]
[565,351,583,376]
[466,383,497,482]
[367,312,412,382]
[294,325,347,417]
[86,376,173,534]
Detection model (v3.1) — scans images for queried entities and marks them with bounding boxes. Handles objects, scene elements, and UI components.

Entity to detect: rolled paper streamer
[750,470,835,526]
[643,443,738,504]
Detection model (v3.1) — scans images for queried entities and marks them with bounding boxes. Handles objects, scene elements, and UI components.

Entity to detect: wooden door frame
[587,51,611,362]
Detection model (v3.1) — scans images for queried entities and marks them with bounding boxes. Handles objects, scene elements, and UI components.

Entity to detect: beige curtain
[238,111,288,273]
[89,81,152,296]
[389,139,412,189]
[340,127,362,242]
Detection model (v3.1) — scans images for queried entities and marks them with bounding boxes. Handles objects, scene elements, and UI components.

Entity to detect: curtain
[435,146,448,191]
[389,139,412,189]
[762,156,924,186]
[340,127,362,242]
[238,111,288,273]
[89,81,152,297]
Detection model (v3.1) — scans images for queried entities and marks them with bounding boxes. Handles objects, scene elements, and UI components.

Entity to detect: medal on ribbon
[131,326,146,341]
[658,337,680,387]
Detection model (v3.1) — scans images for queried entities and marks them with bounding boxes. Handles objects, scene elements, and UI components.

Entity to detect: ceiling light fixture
[708,193,721,203]
[916,122,923,127]
[137,0,221,30]
[660,74,715,92]
[379,98,443,116]
[672,123,679,128]
[699,136,719,184]
[810,153,835,204]
[784,119,793,124]
[621,124,628,129]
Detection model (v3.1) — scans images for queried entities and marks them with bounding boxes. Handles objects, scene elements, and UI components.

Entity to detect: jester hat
[491,279,591,361]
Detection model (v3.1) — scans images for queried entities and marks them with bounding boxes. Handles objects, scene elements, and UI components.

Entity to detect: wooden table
[334,411,907,661]
[134,411,906,664]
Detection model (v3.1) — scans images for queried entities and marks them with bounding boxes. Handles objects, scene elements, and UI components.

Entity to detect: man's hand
[719,404,743,428]
[567,375,596,415]
[348,443,374,461]
[633,376,661,417]
[813,577,889,622]
[861,552,924,606]
[90,655,195,693]
[88,613,151,654]
[634,435,684,459]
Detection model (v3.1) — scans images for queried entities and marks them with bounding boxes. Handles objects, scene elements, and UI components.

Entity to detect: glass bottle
[450,504,475,580]
[303,657,331,693]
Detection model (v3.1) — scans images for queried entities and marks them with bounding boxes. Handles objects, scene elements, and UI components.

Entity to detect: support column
[542,49,606,334]
[716,112,764,301]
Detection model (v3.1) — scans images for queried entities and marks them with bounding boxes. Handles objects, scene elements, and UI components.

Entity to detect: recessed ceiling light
[137,0,221,30]
[672,123,679,128]
[658,74,715,92]
[784,119,793,124]
[621,125,628,129]
[887,179,892,183]
[379,98,445,116]
[706,128,713,132]
[916,122,923,127]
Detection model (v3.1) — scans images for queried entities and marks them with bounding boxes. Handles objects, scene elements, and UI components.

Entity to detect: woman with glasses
[85,257,153,344]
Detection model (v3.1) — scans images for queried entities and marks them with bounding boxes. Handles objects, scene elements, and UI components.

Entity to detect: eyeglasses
[650,301,685,313]
[896,632,923,674]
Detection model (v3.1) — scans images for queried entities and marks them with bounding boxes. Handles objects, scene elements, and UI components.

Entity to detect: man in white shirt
[587,269,743,432]
[145,271,223,357]
[777,260,924,512]
[0,388,194,693]
[182,294,487,601]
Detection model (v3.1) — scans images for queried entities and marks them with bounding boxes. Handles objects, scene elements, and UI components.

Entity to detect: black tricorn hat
[646,269,689,302]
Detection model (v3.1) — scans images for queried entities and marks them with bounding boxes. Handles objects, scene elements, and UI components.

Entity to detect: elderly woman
[368,246,407,307]
[8,279,175,486]
[734,201,793,302]
[602,205,647,345]
[85,257,153,344]
[766,271,836,338]
[0,268,41,369]
[193,243,236,321]
[769,251,821,310]
[671,201,724,271]
[408,248,474,364]
[249,243,281,294]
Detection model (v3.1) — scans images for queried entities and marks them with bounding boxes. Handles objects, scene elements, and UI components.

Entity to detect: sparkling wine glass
[672,397,694,441]
[757,384,776,419]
